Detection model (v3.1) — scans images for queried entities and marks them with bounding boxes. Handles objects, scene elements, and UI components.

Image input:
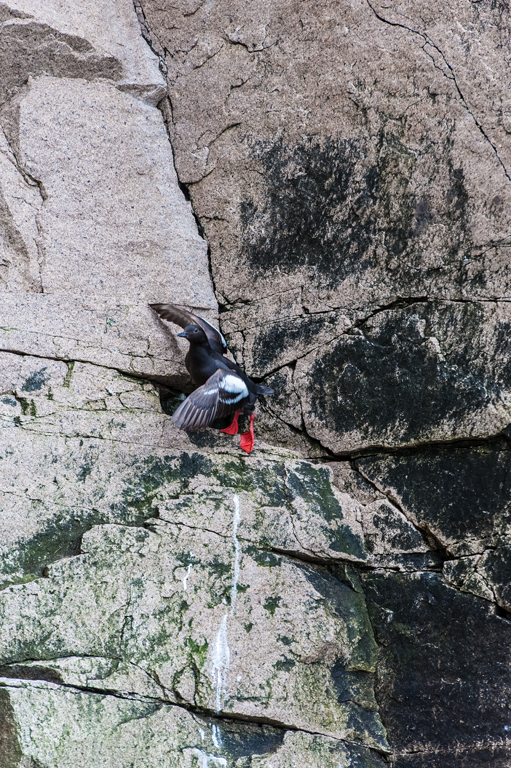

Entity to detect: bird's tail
[255,384,274,396]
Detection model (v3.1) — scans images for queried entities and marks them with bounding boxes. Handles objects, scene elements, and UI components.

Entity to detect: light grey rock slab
[0,353,189,588]
[4,76,213,308]
[153,459,367,564]
[0,679,386,767]
[0,348,68,395]
[0,295,195,382]
[0,352,386,750]
[1,0,165,102]
[0,519,386,748]
[0,126,42,293]
[0,353,368,589]
[0,0,218,389]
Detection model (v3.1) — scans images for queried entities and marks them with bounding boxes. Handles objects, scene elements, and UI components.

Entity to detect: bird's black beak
[177,332,187,338]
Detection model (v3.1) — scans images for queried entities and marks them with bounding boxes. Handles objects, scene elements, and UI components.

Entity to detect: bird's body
[150,303,273,453]
[184,335,233,385]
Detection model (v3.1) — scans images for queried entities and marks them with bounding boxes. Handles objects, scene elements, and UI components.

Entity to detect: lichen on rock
[2,0,511,764]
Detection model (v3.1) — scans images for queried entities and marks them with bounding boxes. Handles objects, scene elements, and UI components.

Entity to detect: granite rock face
[0,0,216,388]
[0,350,391,764]
[1,0,511,765]
[140,0,511,455]
[137,0,511,764]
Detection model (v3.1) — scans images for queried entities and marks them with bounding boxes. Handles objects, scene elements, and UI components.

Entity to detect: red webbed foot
[239,414,255,454]
[221,411,239,435]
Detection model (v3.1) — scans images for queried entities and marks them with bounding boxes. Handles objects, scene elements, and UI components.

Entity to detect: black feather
[150,303,274,434]
[150,303,227,354]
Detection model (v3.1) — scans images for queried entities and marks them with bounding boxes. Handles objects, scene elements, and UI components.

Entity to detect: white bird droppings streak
[211,613,230,712]
[230,493,241,616]
[182,563,192,591]
[212,724,222,748]
[209,494,241,712]
[190,748,227,767]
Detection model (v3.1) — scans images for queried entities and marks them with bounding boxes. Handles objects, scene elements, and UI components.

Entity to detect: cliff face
[0,1,510,766]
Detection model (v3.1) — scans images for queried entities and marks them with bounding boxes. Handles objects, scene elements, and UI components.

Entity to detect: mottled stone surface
[1,0,511,764]
[364,572,511,767]
[0,521,385,746]
[3,0,164,101]
[0,349,392,763]
[1,682,388,767]
[296,300,511,453]
[0,352,369,583]
[0,295,195,383]
[140,0,511,454]
[358,440,511,610]
[0,0,216,391]
[135,0,511,763]
[10,75,208,305]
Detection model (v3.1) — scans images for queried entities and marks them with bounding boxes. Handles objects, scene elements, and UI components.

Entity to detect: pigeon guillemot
[150,303,273,453]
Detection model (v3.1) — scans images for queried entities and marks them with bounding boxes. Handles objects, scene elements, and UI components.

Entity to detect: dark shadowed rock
[2,0,511,763]
[358,439,511,547]
[296,301,511,453]
[363,572,511,765]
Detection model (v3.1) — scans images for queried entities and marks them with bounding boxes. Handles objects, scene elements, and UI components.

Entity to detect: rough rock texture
[1,0,511,765]
[0,350,392,764]
[0,0,216,388]
[137,0,511,764]
[140,0,511,455]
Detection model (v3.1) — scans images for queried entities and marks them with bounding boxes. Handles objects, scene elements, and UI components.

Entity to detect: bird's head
[177,324,209,345]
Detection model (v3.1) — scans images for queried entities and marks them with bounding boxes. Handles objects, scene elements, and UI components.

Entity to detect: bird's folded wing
[150,303,227,353]
[171,369,249,431]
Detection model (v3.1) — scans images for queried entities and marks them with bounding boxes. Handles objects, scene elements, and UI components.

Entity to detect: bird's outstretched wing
[171,369,249,431]
[150,303,227,354]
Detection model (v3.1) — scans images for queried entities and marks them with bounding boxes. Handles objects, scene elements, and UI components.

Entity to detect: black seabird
[150,303,273,453]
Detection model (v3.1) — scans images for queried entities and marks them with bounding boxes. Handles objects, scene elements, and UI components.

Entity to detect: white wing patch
[220,374,249,399]
[171,368,250,431]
